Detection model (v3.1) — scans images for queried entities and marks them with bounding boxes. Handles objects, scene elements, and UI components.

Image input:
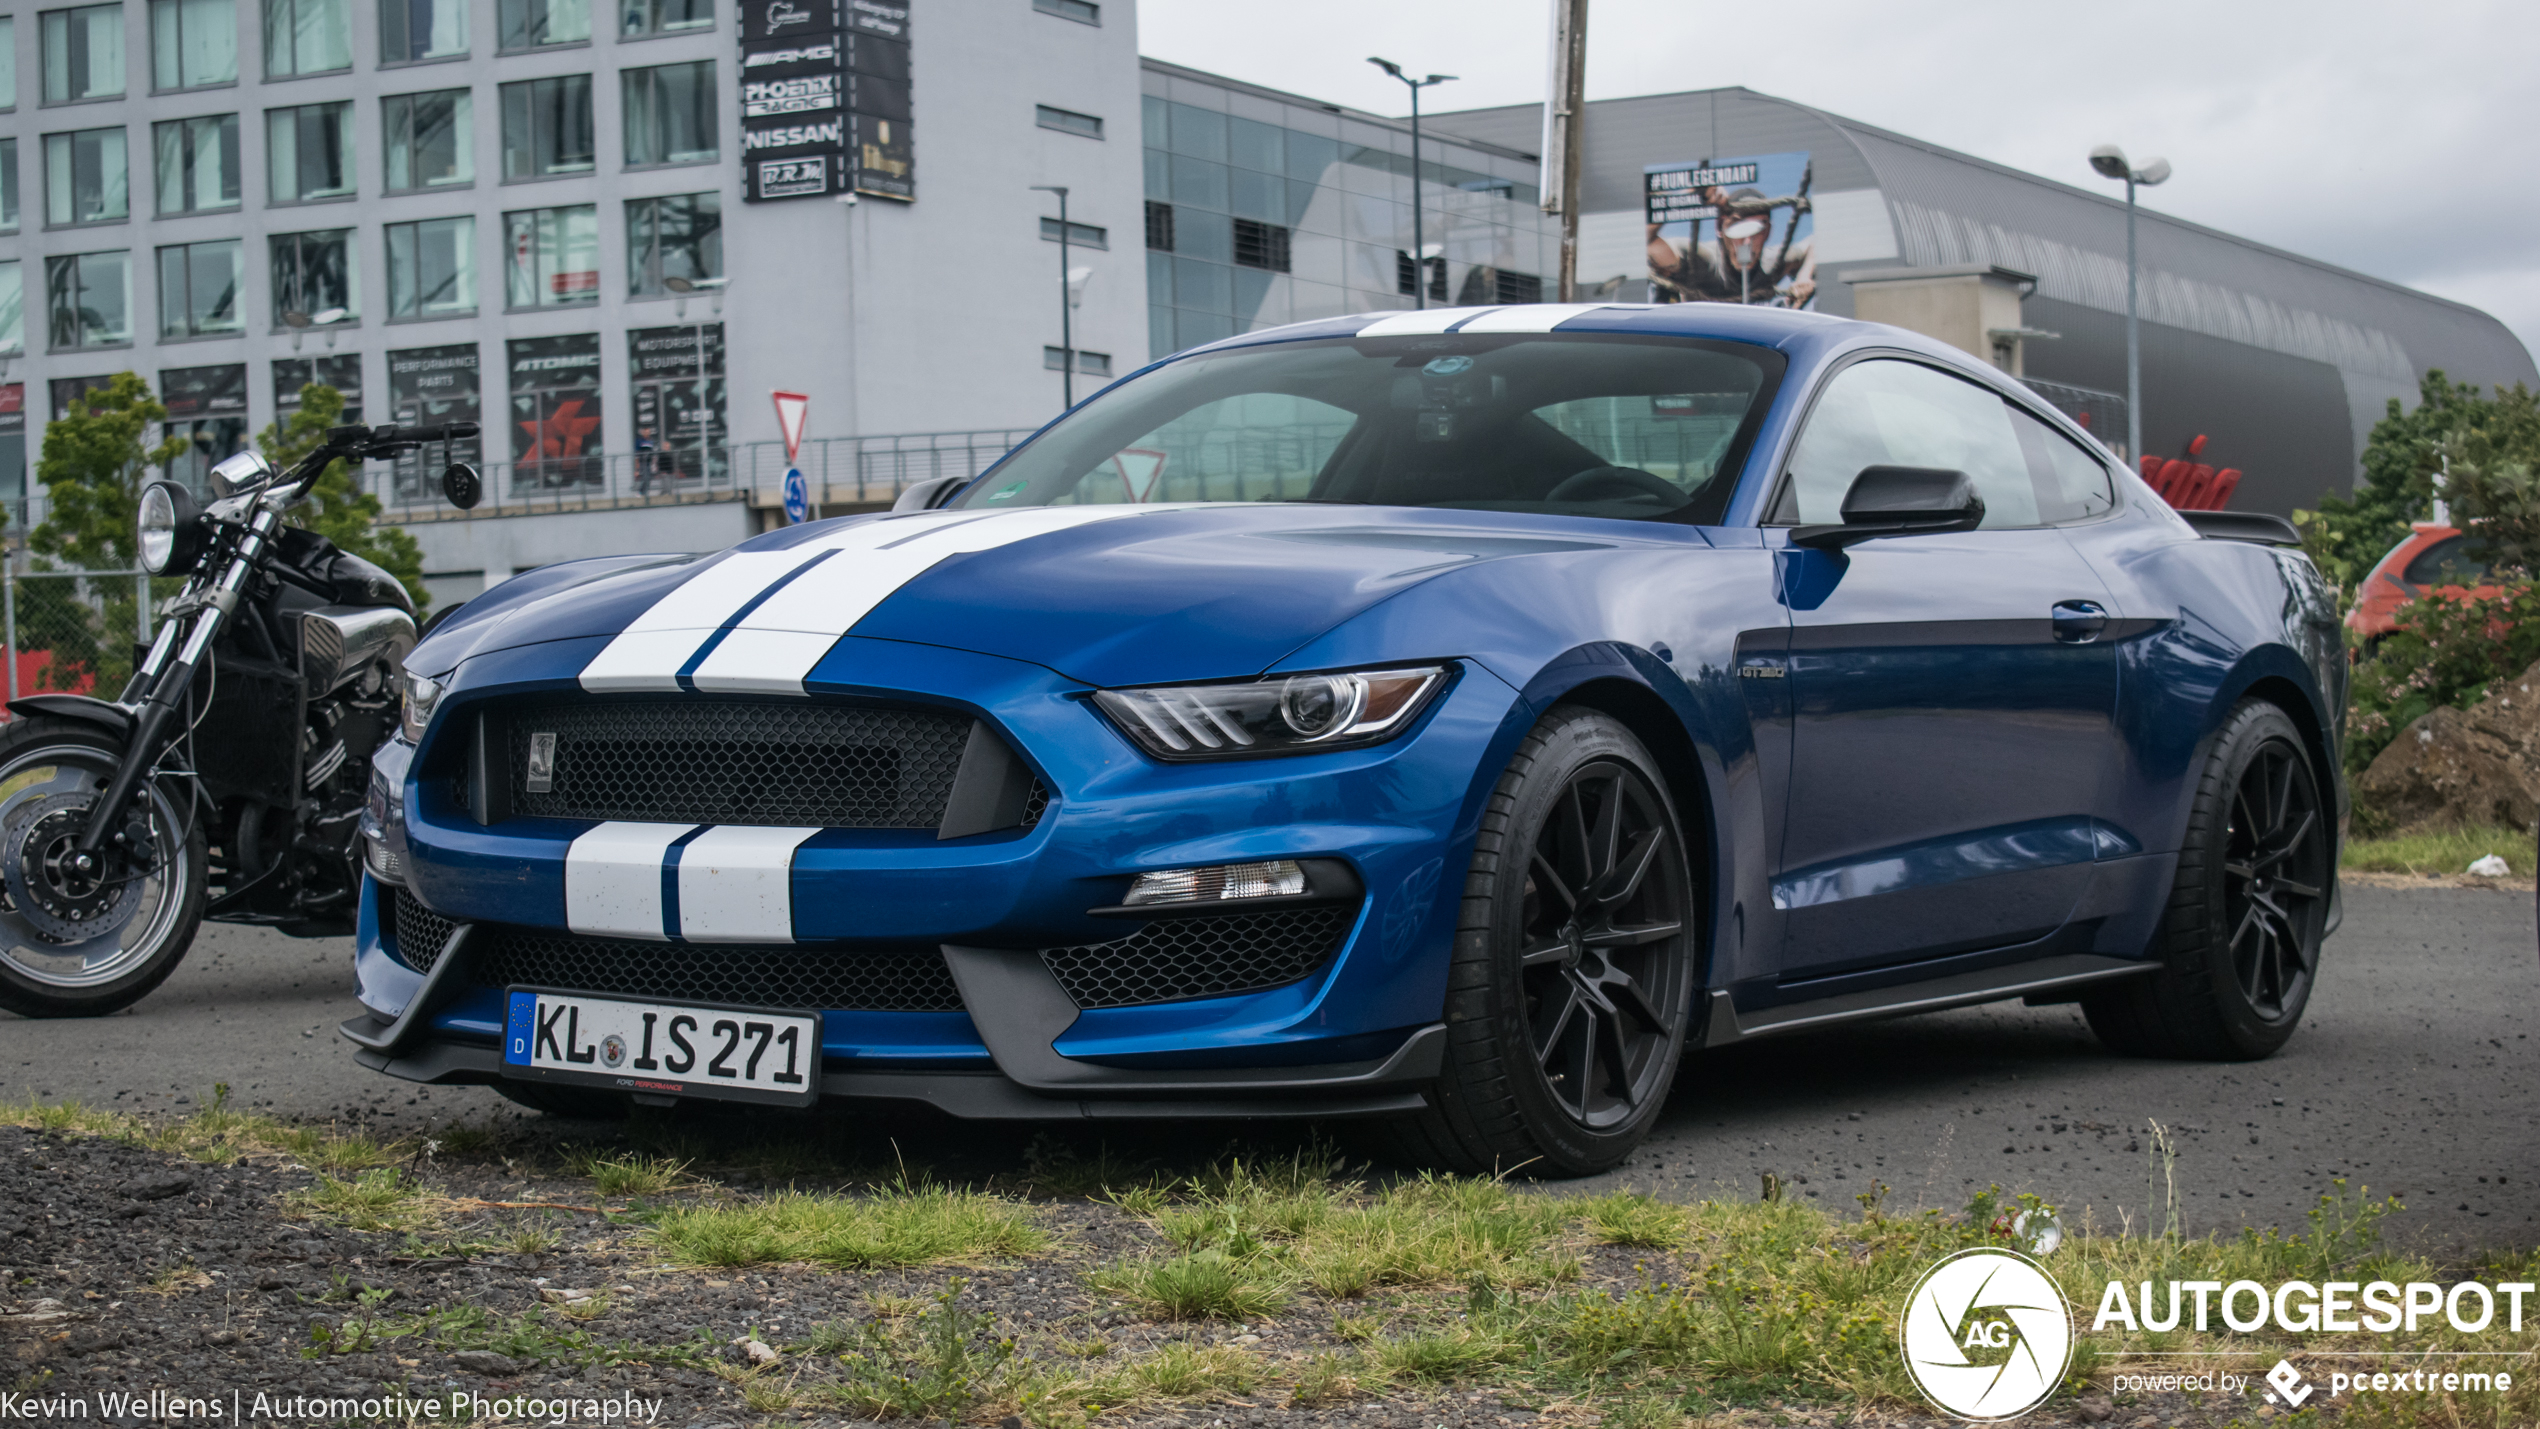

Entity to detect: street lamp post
[1031,185,1075,407]
[1367,58,1456,310]
[2088,144,2171,467]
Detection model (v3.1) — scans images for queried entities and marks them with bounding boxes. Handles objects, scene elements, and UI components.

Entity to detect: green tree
[24,373,188,692]
[2436,382,2540,573]
[2294,371,2534,599]
[256,382,431,610]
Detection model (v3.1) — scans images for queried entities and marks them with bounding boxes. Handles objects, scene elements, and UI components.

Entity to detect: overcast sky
[1138,0,2540,374]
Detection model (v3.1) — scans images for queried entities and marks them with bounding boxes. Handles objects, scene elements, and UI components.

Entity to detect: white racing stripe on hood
[564,821,695,940]
[685,503,1207,695]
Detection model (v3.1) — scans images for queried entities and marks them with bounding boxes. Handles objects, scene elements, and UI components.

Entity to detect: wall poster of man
[1644,151,1816,308]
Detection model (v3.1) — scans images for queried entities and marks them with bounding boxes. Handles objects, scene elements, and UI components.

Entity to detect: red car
[2346,523,2500,642]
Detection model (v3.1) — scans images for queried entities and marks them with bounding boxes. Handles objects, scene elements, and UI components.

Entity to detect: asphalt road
[2,883,2530,1249]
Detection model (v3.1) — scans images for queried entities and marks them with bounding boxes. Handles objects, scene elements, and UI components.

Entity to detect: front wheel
[0,719,208,1018]
[1387,707,1698,1176]
[2083,700,2329,1060]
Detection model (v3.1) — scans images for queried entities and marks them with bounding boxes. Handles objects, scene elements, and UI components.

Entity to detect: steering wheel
[1545,465,1686,505]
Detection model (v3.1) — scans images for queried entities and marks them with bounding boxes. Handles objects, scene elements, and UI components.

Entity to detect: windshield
[955,333,1782,524]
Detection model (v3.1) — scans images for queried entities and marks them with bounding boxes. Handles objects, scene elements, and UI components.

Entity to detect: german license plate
[502,989,820,1106]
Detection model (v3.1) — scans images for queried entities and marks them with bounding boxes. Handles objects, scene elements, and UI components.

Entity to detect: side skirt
[1698,953,2157,1048]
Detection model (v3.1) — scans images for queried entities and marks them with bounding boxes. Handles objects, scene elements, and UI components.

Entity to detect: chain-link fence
[0,564,164,710]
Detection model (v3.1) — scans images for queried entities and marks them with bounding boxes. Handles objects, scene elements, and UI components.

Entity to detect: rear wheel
[0,719,207,1019]
[2084,700,2328,1060]
[1388,707,1697,1176]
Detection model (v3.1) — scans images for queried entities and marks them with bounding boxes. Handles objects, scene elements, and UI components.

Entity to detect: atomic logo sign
[1901,1249,2074,1421]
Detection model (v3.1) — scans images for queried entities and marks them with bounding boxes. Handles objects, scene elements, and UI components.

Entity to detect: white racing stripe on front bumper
[675,825,821,944]
[564,821,696,940]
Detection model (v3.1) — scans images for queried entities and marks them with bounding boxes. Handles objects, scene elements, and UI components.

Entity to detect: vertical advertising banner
[388,344,483,500]
[737,0,909,201]
[629,323,728,489]
[509,334,605,491]
[1643,151,1817,308]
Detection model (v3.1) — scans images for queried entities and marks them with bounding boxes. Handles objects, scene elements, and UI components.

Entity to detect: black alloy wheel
[2221,737,2326,1021]
[1517,758,1691,1130]
[1388,707,1698,1175]
[2084,700,2328,1061]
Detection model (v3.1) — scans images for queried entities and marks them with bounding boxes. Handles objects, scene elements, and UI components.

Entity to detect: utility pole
[1369,59,1456,310]
[1541,0,1589,302]
[1032,185,1074,407]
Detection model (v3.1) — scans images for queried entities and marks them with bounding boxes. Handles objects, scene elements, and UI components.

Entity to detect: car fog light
[363,835,404,885]
[1124,859,1306,907]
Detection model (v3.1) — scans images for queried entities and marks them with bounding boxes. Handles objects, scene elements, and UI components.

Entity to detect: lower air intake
[471,925,965,1012]
[389,888,460,974]
[1040,904,1354,1009]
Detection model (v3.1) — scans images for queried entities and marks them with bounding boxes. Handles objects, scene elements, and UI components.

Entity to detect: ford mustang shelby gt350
[346,302,2346,1174]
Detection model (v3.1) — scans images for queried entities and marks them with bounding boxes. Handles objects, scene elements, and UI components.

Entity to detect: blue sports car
[346,302,2347,1174]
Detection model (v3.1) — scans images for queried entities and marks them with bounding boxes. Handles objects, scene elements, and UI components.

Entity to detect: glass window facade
[386,213,474,318]
[268,100,353,202]
[380,0,467,63]
[504,203,598,307]
[384,87,470,190]
[161,362,249,490]
[154,113,240,214]
[499,0,589,50]
[500,74,594,179]
[622,60,714,168]
[625,191,717,296]
[628,321,722,484]
[274,352,361,420]
[1035,104,1101,140]
[158,237,243,337]
[269,227,354,323]
[620,0,708,38]
[42,5,125,103]
[0,141,15,231]
[46,249,131,347]
[264,0,352,76]
[151,0,238,90]
[0,18,16,109]
[1140,91,1549,360]
[44,125,127,225]
[0,261,23,352]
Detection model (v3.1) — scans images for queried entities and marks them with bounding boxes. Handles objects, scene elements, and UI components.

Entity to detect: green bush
[2346,582,2540,776]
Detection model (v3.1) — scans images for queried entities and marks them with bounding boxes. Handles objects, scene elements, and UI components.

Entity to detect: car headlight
[399,671,445,742]
[137,481,209,575]
[1094,665,1450,760]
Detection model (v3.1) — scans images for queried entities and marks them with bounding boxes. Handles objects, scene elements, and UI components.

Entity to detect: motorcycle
[0,422,482,1017]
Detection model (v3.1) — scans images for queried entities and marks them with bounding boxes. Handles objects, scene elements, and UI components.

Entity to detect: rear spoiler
[2180,510,2302,547]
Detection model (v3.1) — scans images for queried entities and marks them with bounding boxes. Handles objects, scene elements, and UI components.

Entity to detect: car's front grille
[505,698,975,829]
[472,924,966,1012]
[1041,904,1354,1009]
[388,887,461,974]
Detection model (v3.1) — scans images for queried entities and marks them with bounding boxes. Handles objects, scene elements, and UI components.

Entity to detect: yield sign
[771,390,811,464]
[1108,448,1168,502]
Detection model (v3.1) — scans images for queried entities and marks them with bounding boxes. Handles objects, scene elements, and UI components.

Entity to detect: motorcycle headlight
[1093,665,1450,761]
[399,671,445,742]
[137,481,209,575]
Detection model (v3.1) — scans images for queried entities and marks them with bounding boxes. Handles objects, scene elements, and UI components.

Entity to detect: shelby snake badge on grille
[526,732,558,792]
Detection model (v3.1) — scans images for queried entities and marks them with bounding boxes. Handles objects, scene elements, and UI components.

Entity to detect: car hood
[417,503,1701,689]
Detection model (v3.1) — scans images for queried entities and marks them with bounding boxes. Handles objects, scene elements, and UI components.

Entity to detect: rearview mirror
[441,462,481,511]
[1792,465,1985,549]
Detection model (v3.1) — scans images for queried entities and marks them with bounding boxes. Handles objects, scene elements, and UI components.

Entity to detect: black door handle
[2052,600,2110,644]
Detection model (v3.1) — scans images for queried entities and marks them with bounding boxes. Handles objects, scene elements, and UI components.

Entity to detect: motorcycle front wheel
[0,718,208,1018]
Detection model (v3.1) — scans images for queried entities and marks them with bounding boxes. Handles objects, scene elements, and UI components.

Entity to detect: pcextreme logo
[1901,1248,2075,1421]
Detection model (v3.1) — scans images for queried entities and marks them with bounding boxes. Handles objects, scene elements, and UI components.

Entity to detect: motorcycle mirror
[207,450,277,499]
[441,462,482,511]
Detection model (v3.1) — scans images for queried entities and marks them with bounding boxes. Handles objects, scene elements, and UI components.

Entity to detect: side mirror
[891,473,968,512]
[441,462,482,511]
[1792,465,1985,549]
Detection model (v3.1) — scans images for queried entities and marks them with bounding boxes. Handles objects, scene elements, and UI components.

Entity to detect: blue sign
[783,466,810,523]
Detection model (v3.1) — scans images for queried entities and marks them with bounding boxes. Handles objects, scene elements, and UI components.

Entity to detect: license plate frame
[500,987,822,1107]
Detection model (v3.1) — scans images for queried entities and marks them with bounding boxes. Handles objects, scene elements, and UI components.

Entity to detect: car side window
[1770,358,2040,528]
[2006,404,2118,525]
[2401,534,2489,587]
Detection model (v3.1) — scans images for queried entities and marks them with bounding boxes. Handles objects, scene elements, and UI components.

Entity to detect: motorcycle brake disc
[1,794,147,944]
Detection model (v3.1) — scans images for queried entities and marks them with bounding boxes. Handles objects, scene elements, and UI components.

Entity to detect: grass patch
[2344,823,2527,876]
[286,1168,442,1233]
[562,1146,690,1197]
[650,1185,1044,1269]
[1091,1249,1286,1321]
[816,1282,1015,1420]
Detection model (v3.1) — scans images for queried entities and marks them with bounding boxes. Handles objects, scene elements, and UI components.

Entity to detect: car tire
[493,1082,632,1119]
[1388,706,1698,1176]
[2083,699,2329,1061]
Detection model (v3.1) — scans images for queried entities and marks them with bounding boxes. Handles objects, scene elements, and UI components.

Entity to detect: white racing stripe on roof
[1454,303,1624,333]
[686,503,1199,695]
[564,821,695,941]
[675,825,820,944]
[1353,307,1503,337]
